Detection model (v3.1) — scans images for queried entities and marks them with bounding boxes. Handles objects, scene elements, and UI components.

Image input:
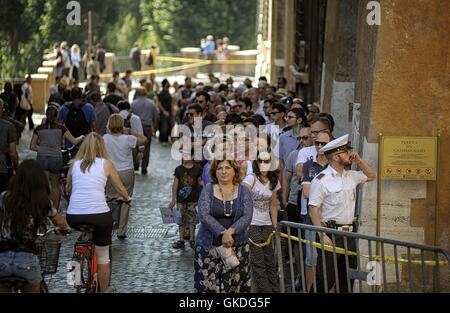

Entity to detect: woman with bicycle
[104,114,148,239]
[0,160,70,293]
[66,133,132,293]
[30,103,85,211]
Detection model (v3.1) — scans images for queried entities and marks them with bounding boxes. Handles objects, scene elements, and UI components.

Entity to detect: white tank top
[67,158,110,215]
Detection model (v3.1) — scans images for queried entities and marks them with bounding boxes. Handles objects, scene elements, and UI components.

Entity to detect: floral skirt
[194,244,251,293]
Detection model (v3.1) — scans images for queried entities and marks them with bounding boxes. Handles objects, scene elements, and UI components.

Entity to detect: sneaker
[141,169,148,175]
[189,240,196,249]
[172,240,185,249]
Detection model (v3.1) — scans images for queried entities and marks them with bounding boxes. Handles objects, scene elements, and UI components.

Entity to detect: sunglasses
[258,159,271,164]
[187,113,195,117]
[315,141,328,147]
[311,129,329,135]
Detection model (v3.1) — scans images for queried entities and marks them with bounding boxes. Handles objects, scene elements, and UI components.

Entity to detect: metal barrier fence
[275,221,450,293]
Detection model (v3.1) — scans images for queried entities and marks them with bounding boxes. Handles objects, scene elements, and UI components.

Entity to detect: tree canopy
[0,0,257,79]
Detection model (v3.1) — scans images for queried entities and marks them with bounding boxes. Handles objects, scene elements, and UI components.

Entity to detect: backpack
[124,113,132,129]
[65,102,90,137]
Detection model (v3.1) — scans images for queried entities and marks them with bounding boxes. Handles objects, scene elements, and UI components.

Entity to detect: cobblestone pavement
[18,116,195,293]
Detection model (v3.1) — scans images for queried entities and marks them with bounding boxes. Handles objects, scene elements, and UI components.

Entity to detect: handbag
[160,207,182,225]
[216,245,240,271]
[20,95,31,111]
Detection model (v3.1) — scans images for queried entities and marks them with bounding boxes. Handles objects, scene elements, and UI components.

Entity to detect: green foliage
[171,0,258,50]
[0,0,257,78]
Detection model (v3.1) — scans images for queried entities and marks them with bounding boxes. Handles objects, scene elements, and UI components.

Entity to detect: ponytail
[46,104,59,125]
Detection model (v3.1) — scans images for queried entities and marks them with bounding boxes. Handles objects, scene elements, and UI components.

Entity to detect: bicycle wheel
[71,252,90,293]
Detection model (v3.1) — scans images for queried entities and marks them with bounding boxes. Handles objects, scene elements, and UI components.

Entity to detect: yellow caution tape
[99,60,211,79]
[249,232,276,248]
[99,57,256,79]
[249,231,449,267]
[158,56,257,65]
[157,56,208,63]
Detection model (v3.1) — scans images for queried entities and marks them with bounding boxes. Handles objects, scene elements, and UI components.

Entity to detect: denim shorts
[37,155,64,175]
[0,251,42,285]
[304,230,317,267]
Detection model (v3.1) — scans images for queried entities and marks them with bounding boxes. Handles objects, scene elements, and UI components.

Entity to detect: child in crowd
[169,150,203,249]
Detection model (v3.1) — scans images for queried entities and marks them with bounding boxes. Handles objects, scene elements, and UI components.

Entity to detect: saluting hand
[350,153,363,165]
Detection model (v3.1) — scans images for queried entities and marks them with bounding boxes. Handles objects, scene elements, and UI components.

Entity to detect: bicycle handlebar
[37,227,71,237]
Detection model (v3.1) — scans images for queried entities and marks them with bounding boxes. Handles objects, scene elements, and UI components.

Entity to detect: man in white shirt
[295,116,334,182]
[308,134,376,293]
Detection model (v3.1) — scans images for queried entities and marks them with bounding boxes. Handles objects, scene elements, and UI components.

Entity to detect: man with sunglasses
[308,134,376,293]
[265,103,287,136]
[279,108,308,167]
[195,91,217,123]
[300,130,333,292]
[295,116,334,182]
[230,97,252,116]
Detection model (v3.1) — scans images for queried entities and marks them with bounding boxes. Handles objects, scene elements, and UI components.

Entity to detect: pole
[377,134,383,238]
[376,133,383,293]
[434,131,441,247]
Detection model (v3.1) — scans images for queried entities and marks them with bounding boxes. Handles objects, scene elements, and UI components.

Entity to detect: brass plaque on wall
[381,136,437,181]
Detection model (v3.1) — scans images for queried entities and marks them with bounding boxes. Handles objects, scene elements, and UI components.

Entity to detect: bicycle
[69,225,99,293]
[68,198,129,293]
[0,228,63,293]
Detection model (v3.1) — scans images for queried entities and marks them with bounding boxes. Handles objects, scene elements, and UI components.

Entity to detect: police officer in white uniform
[308,134,376,293]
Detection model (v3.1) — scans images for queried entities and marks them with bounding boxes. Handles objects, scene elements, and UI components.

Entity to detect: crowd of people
[162,74,375,293]
[0,64,375,293]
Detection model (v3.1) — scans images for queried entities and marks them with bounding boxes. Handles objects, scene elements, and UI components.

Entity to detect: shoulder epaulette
[316,173,325,180]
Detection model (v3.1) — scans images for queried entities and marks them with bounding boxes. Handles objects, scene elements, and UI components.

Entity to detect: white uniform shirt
[308,166,368,225]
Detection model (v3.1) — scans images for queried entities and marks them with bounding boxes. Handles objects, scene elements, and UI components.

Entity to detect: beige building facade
[257,0,449,288]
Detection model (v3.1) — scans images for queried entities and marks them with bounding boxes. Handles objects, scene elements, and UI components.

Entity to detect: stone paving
[18,116,195,293]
